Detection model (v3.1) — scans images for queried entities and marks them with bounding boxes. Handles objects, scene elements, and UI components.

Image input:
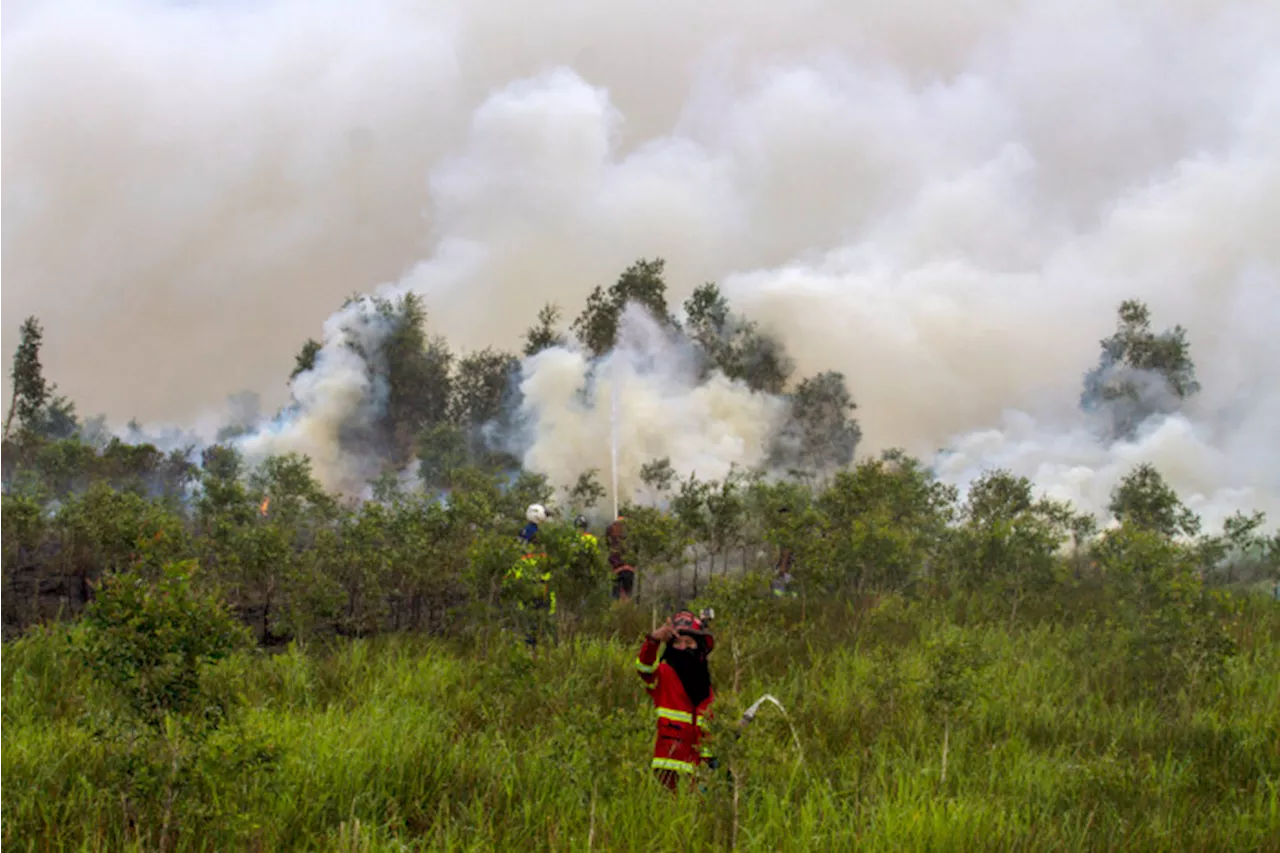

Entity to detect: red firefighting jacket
[635,635,714,775]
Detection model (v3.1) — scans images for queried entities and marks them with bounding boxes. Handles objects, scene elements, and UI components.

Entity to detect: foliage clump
[1082,299,1200,440]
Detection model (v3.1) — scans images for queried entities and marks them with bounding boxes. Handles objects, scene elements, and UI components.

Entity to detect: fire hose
[698,692,809,790]
[737,693,807,768]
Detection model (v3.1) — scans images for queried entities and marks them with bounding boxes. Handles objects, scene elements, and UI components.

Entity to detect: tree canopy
[1082,299,1200,440]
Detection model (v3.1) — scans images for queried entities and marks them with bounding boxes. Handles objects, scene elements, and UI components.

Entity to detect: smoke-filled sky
[4,0,1279,526]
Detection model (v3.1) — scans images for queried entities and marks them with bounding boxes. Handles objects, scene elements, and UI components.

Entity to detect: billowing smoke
[4,0,1279,527]
[516,305,786,504]
[235,298,394,494]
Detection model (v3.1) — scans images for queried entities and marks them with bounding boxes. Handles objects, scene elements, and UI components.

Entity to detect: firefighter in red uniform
[607,515,636,601]
[635,610,715,791]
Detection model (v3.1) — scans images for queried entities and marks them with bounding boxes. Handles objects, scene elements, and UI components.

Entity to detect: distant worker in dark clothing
[606,514,635,601]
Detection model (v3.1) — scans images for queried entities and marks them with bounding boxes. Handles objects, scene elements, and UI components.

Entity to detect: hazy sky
[4,0,1278,522]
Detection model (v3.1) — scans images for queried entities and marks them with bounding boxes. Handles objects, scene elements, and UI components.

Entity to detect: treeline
[281,258,857,480]
[4,434,1278,645]
[2,260,1277,647]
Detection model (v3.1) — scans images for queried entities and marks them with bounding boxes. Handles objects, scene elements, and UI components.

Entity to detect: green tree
[772,371,861,473]
[1,316,78,478]
[568,468,606,513]
[331,293,453,468]
[704,470,747,578]
[317,502,394,635]
[54,483,192,606]
[523,303,567,357]
[418,422,469,490]
[4,316,50,441]
[466,529,526,609]
[449,347,520,471]
[1109,463,1200,538]
[451,348,518,428]
[83,439,197,501]
[1082,299,1199,440]
[378,294,453,466]
[671,473,712,596]
[40,393,79,441]
[97,439,160,494]
[741,474,813,576]
[200,452,337,643]
[154,447,200,503]
[949,469,1074,608]
[2,493,47,594]
[572,258,677,357]
[1092,525,1235,700]
[248,453,336,528]
[289,338,322,381]
[683,283,729,334]
[682,283,793,394]
[965,468,1033,525]
[639,456,677,498]
[1192,510,1278,584]
[615,501,686,596]
[534,519,608,622]
[501,470,556,523]
[383,495,463,631]
[197,445,248,520]
[29,438,98,497]
[808,450,956,593]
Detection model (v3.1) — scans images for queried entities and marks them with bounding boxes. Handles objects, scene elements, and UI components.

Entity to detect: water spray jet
[738,693,808,772]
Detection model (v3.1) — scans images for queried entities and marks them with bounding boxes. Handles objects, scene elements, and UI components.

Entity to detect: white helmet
[526,504,547,524]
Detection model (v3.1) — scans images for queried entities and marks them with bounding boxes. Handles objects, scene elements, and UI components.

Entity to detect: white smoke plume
[4,0,1279,527]
[516,305,786,505]
[234,298,393,494]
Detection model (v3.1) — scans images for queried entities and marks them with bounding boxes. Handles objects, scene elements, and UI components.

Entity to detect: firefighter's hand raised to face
[649,618,677,644]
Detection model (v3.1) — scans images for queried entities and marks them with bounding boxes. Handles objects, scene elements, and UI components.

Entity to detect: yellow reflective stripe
[652,757,696,773]
[657,708,693,724]
[635,658,658,674]
[644,681,658,691]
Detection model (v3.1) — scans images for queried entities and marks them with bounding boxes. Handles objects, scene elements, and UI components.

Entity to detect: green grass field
[4,591,1279,852]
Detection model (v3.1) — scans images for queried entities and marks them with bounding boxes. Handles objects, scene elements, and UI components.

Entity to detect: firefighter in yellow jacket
[504,504,555,648]
[572,515,601,562]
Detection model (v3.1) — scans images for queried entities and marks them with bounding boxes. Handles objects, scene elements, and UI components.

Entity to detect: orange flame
[260,496,270,517]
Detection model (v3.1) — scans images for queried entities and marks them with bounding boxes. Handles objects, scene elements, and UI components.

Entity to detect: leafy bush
[82,560,250,727]
[74,561,264,850]
[1091,526,1236,703]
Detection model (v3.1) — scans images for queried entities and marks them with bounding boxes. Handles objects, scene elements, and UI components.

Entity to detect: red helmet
[672,610,714,654]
